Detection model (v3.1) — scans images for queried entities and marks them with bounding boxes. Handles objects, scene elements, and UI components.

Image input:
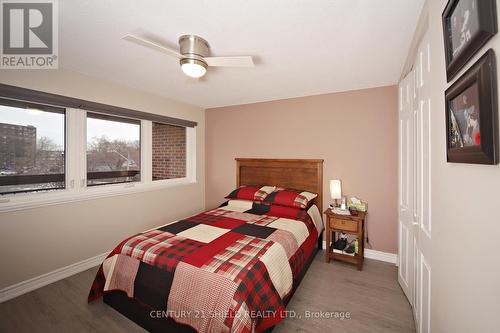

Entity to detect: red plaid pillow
[263,188,317,209]
[225,185,276,202]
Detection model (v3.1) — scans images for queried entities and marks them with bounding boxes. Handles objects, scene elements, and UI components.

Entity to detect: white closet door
[399,27,432,333]
[413,28,432,333]
[398,69,415,304]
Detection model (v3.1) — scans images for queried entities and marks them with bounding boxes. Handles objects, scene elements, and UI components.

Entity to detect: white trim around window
[0,108,197,213]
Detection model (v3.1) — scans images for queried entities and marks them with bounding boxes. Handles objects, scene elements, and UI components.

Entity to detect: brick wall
[152,122,186,180]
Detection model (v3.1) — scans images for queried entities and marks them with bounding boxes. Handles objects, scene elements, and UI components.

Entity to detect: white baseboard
[322,241,397,265]
[364,249,398,265]
[0,252,108,303]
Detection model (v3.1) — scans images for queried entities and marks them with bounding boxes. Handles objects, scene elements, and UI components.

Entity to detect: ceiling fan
[122,34,254,78]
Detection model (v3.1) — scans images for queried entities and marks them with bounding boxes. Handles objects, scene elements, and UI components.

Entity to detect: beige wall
[206,86,398,253]
[415,0,500,331]
[0,69,205,289]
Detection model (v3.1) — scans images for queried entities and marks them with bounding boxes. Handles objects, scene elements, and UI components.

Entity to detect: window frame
[0,107,197,213]
[0,98,67,195]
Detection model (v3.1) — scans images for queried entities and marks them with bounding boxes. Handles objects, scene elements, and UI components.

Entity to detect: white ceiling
[60,0,424,108]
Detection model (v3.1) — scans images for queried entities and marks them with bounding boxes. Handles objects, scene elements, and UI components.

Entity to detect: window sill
[0,177,196,213]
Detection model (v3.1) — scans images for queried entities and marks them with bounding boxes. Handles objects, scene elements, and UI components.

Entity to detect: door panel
[421,98,432,237]
[398,222,409,289]
[413,240,420,332]
[399,117,409,210]
[398,70,415,303]
[420,253,431,333]
[414,107,420,224]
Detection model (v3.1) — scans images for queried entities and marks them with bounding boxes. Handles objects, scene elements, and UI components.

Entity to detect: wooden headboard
[235,158,324,213]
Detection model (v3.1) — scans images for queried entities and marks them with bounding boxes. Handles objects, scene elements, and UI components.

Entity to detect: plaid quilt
[88,201,318,333]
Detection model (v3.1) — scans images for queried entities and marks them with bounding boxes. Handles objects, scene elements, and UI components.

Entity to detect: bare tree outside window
[86,114,140,186]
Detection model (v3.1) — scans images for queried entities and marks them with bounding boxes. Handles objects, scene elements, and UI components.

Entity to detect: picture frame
[445,49,498,165]
[442,0,497,82]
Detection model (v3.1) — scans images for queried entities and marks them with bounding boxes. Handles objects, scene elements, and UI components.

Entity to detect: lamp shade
[330,179,342,200]
[180,58,207,78]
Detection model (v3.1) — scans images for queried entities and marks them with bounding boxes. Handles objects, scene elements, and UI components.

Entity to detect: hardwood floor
[0,251,415,333]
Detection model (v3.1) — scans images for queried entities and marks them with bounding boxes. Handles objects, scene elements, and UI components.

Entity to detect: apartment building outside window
[0,99,65,195]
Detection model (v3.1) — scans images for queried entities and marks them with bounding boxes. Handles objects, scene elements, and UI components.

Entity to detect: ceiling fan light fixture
[122,33,254,80]
[180,58,207,78]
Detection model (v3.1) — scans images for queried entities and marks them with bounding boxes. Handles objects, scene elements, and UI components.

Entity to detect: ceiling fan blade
[184,74,208,84]
[204,56,254,67]
[122,34,183,59]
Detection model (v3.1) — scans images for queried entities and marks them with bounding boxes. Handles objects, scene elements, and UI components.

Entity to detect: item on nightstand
[340,196,347,210]
[333,238,347,251]
[333,232,348,250]
[332,207,351,215]
[344,237,361,256]
[344,243,355,254]
[347,197,367,212]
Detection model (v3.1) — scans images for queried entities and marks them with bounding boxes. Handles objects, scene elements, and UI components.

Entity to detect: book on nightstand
[332,249,356,256]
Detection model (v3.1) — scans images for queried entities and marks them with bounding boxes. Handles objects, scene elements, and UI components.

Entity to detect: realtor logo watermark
[1,0,58,69]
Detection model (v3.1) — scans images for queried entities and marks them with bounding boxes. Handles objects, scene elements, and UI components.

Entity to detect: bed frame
[236,158,323,213]
[103,158,324,332]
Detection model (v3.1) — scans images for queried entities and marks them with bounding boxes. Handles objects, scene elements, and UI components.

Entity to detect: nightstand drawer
[330,218,358,232]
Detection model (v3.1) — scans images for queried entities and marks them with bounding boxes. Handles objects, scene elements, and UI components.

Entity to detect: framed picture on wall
[442,0,497,82]
[445,49,498,164]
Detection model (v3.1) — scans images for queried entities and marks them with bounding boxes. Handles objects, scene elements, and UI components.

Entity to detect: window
[86,113,141,186]
[152,122,186,180]
[0,85,197,211]
[0,99,65,195]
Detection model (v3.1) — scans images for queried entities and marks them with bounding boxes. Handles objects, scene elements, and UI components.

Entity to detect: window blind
[0,83,197,128]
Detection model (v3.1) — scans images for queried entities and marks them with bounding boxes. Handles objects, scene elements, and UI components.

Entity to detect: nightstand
[324,209,366,270]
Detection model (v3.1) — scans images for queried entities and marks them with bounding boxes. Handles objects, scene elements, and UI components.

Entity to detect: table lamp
[330,179,342,208]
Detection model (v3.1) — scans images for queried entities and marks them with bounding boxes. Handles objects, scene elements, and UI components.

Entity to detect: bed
[88,158,324,333]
